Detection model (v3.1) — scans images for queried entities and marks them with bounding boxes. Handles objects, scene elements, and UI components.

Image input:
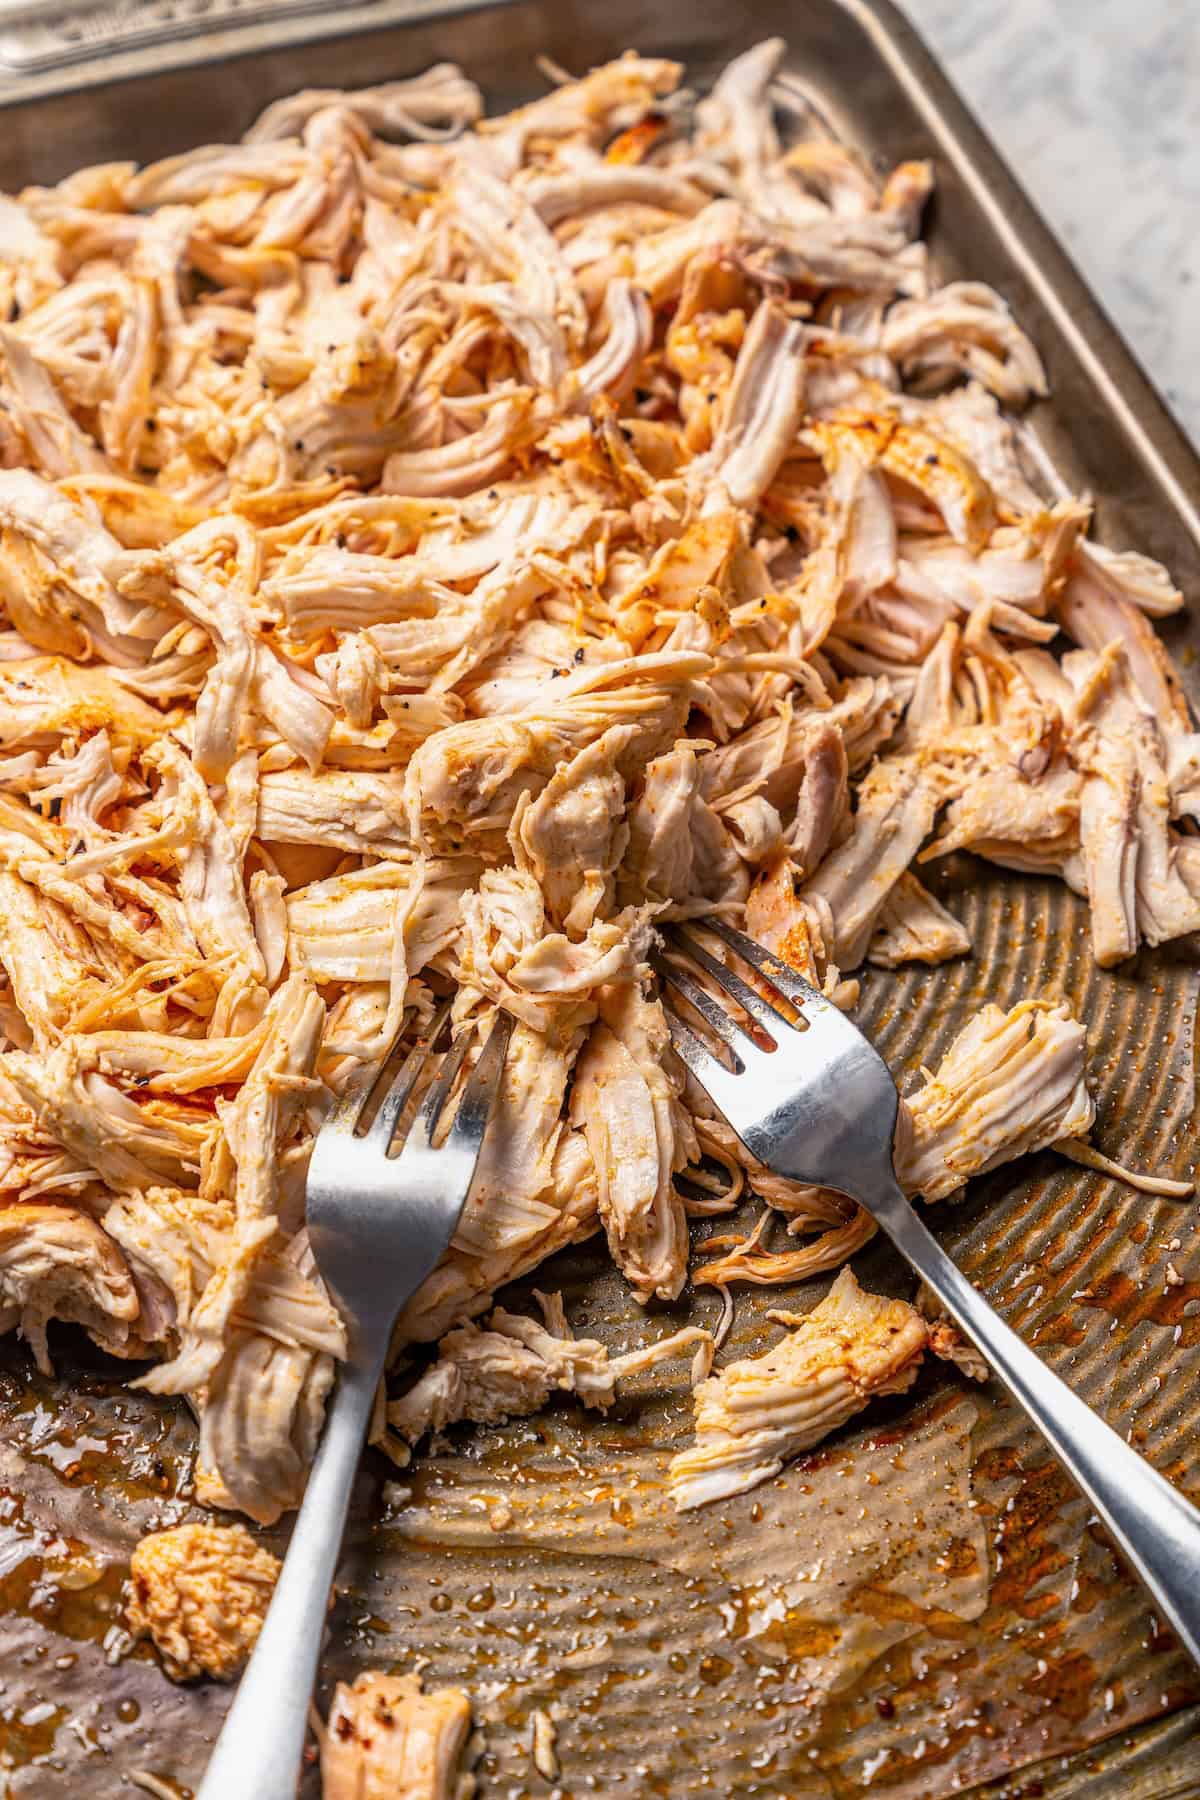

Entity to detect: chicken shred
[0,42,1186,1539]
[321,1671,476,1800]
[896,1000,1095,1202]
[668,1267,982,1510]
[384,1290,709,1460]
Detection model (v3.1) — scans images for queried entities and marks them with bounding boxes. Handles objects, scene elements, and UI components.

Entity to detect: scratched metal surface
[0,2,1199,1795]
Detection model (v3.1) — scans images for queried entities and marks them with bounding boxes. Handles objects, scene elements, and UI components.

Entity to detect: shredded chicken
[0,1200,141,1372]
[895,1000,1095,1202]
[668,1267,981,1510]
[321,1671,475,1800]
[384,1290,708,1460]
[125,1522,280,1681]
[0,41,1188,1539]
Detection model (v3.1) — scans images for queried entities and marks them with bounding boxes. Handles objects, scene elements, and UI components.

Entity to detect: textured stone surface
[902,0,1200,440]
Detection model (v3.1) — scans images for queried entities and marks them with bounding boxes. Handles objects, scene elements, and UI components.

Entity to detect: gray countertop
[901,0,1200,443]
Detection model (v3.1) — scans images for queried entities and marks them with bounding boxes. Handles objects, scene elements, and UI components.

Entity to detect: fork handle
[196,1336,387,1800]
[874,1179,1200,1664]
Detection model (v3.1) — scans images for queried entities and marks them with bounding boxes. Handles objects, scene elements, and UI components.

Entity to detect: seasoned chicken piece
[697,300,807,512]
[386,1292,707,1455]
[0,1202,140,1372]
[1057,542,1190,728]
[527,162,707,227]
[0,654,164,752]
[96,993,341,1530]
[1075,539,1182,619]
[141,972,329,1397]
[453,867,649,1035]
[321,1672,474,1800]
[258,768,411,858]
[915,1285,991,1382]
[126,1522,280,1682]
[891,506,1086,623]
[122,140,312,211]
[816,675,902,772]
[921,763,1081,879]
[166,515,332,777]
[1065,644,1200,964]
[265,544,459,642]
[106,1189,344,1359]
[631,199,747,307]
[695,40,926,295]
[463,617,623,718]
[245,65,482,144]
[620,743,748,912]
[745,855,839,991]
[20,731,124,847]
[614,513,741,647]
[0,1067,91,1200]
[571,981,694,1302]
[867,870,970,968]
[908,381,1041,515]
[405,653,706,859]
[512,725,632,933]
[0,193,64,319]
[895,1000,1095,1202]
[810,437,898,625]
[286,857,476,986]
[570,278,654,409]
[381,396,532,501]
[195,1326,335,1524]
[78,1022,273,1093]
[622,745,703,902]
[696,711,848,858]
[796,756,940,967]
[0,869,100,1044]
[371,549,557,692]
[807,411,995,552]
[146,738,264,978]
[0,469,170,663]
[0,328,112,481]
[480,55,682,160]
[881,282,1048,406]
[446,1017,580,1263]
[669,1267,974,1510]
[4,1039,210,1192]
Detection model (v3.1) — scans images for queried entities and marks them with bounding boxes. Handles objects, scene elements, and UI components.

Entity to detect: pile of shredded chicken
[0,39,1193,1538]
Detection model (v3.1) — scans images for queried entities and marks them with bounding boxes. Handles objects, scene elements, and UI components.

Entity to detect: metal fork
[656,920,1200,1666]
[196,1002,513,1800]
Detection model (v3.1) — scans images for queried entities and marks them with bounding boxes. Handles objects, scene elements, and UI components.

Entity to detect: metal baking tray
[1,2,1199,1795]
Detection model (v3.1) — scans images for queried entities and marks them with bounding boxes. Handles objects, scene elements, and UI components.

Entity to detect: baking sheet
[0,1,1198,1794]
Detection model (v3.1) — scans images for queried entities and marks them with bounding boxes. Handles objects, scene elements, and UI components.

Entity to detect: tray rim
[0,4,1196,1795]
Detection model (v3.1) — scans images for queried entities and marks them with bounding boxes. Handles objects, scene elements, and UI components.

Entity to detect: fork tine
[404,1013,486,1153]
[651,949,764,1066]
[660,1000,738,1088]
[362,999,453,1151]
[326,1006,419,1133]
[668,925,800,1038]
[699,918,827,1010]
[440,1008,514,1157]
